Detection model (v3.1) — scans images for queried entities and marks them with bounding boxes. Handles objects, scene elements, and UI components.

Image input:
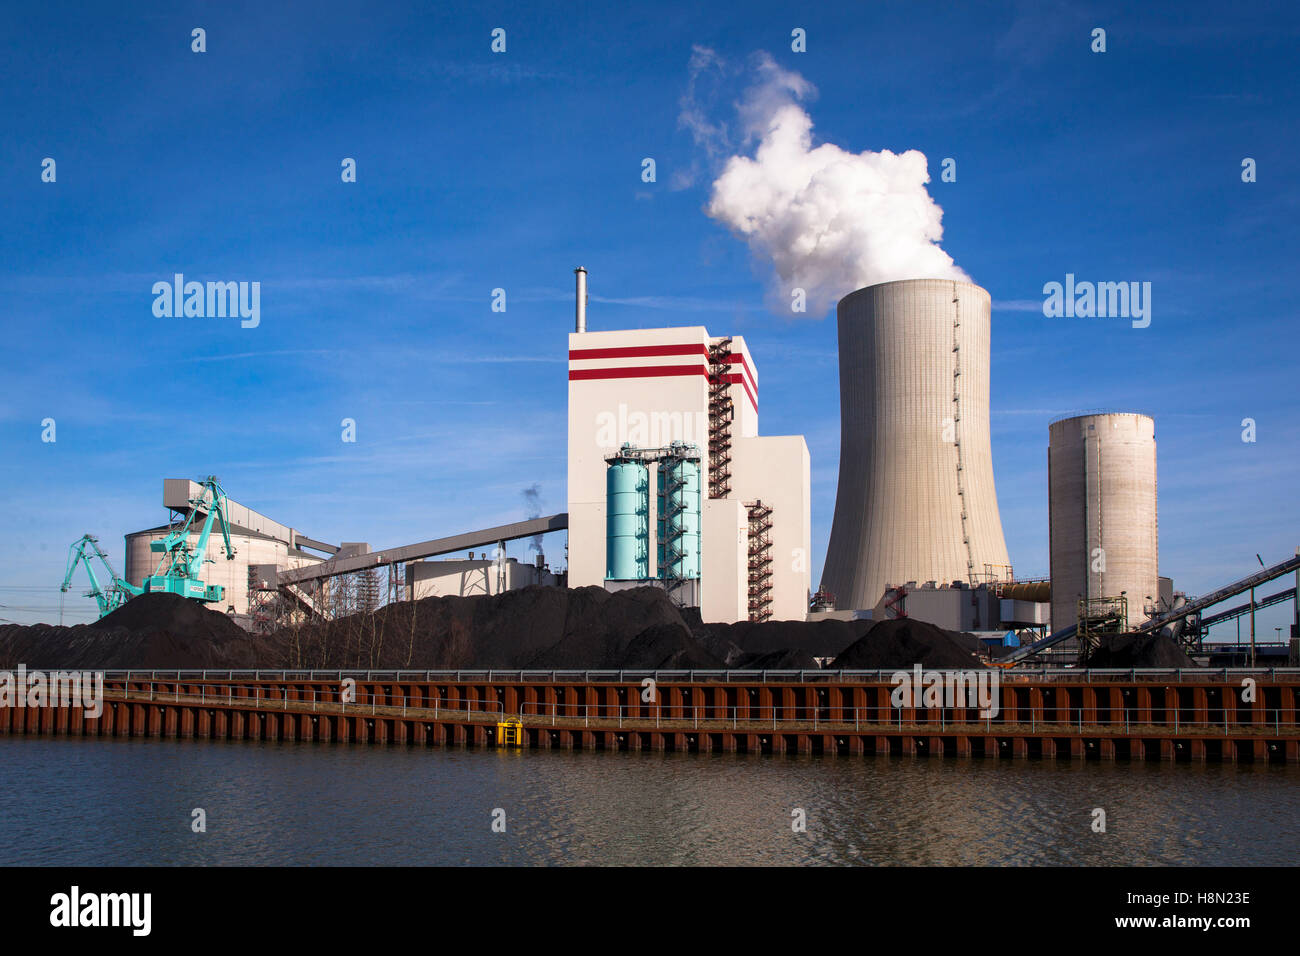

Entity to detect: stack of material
[1084,633,1196,668]
[0,593,270,669]
[831,618,986,669]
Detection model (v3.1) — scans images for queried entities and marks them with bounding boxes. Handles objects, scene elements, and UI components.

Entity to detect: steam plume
[697,51,967,315]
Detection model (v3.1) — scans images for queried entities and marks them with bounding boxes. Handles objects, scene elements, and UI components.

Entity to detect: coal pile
[619,622,723,670]
[0,585,982,672]
[732,647,820,670]
[692,618,869,661]
[92,592,249,640]
[831,618,984,669]
[1085,633,1197,668]
[692,628,747,667]
[0,593,273,669]
[279,585,724,670]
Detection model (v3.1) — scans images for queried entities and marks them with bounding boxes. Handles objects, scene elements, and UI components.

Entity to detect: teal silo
[606,460,649,580]
[657,456,701,581]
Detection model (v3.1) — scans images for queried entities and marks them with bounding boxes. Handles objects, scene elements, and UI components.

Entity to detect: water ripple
[0,738,1295,866]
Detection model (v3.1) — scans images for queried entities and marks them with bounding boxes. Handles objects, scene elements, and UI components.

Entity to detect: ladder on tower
[746,500,774,622]
[707,338,734,499]
[659,466,691,605]
[951,285,975,584]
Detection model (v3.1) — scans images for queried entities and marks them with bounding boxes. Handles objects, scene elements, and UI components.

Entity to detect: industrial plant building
[116,267,811,630]
[124,479,335,618]
[566,268,812,624]
[873,579,1051,637]
[407,555,559,599]
[105,273,1184,647]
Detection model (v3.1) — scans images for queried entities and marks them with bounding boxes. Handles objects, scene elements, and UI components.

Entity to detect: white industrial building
[873,580,1050,637]
[566,268,811,623]
[407,555,558,599]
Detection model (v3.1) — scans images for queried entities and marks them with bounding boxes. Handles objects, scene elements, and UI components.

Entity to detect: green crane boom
[143,476,237,604]
[60,534,142,619]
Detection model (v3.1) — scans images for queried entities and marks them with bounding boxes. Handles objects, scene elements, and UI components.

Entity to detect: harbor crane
[59,534,143,620]
[142,475,237,604]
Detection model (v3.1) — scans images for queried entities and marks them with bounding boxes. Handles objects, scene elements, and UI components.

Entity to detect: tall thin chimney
[574,266,587,333]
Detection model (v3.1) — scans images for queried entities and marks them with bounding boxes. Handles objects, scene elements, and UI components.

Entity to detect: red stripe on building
[725,372,758,412]
[726,353,758,393]
[568,364,709,381]
[569,343,758,398]
[568,344,709,361]
[568,364,758,412]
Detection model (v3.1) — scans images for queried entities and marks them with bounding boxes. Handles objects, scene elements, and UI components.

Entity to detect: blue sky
[1,0,1296,636]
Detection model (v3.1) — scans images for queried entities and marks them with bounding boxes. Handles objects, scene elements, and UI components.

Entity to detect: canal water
[1,736,1294,866]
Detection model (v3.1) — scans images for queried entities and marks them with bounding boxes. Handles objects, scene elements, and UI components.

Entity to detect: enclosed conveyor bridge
[275,514,569,587]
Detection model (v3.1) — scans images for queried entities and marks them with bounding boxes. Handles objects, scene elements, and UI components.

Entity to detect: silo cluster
[602,442,703,595]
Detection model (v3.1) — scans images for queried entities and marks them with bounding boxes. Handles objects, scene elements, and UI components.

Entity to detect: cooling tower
[1048,413,1158,631]
[822,279,1011,610]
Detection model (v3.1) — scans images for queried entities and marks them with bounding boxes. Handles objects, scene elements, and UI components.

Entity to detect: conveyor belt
[1133,555,1300,634]
[276,514,568,586]
[1003,554,1299,663]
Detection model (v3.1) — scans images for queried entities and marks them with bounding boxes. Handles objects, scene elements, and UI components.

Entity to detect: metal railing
[92,667,1300,684]
[106,684,505,721]
[99,682,1298,737]
[511,701,1296,736]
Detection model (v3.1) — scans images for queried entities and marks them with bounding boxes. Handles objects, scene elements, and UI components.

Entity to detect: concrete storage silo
[123,480,327,620]
[605,457,649,581]
[122,528,313,616]
[821,279,1012,610]
[1048,413,1158,632]
[657,455,701,582]
[124,525,323,617]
